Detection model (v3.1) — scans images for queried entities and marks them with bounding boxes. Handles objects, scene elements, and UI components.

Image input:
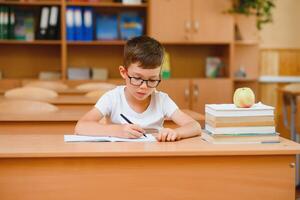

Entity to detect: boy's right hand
[119,124,145,138]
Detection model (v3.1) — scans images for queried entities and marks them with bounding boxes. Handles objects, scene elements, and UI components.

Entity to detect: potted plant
[228,0,275,30]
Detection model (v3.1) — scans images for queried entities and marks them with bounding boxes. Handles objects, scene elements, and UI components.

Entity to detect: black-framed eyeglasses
[127,74,161,88]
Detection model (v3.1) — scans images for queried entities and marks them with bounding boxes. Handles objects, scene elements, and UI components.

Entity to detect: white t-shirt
[95,86,178,130]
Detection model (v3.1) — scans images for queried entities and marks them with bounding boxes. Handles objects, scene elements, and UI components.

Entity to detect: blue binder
[74,7,83,41]
[66,6,74,41]
[83,7,93,41]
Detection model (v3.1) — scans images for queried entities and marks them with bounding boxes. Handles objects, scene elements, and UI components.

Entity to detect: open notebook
[64,134,157,142]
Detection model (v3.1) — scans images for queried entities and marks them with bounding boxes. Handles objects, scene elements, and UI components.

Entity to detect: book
[205,114,275,127]
[96,14,118,40]
[201,130,280,144]
[119,12,143,40]
[64,134,156,142]
[205,57,223,78]
[205,102,274,117]
[205,124,276,135]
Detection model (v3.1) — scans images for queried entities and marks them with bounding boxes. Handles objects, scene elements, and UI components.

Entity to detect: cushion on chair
[23,81,69,91]
[85,90,107,99]
[75,83,116,92]
[4,87,58,101]
[0,100,58,114]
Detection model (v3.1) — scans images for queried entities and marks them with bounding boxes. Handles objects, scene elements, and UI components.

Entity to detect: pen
[120,114,147,138]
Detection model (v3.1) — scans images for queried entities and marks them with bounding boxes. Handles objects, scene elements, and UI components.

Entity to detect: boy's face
[119,63,161,101]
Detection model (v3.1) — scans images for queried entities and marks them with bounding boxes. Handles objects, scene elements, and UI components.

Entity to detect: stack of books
[202,102,279,144]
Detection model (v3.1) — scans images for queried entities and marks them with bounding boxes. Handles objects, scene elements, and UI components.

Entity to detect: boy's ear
[119,66,127,79]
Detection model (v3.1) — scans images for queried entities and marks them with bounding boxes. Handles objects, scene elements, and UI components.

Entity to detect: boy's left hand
[156,128,180,142]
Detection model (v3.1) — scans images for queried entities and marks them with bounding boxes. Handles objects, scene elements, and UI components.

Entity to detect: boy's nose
[140,81,148,89]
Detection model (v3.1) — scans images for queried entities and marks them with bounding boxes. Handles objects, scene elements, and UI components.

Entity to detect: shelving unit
[0,0,260,113]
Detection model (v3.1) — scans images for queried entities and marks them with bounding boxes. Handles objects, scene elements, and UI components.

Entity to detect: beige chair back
[283,83,300,92]
[0,100,58,114]
[23,81,68,91]
[76,83,116,92]
[4,87,58,101]
[85,90,107,99]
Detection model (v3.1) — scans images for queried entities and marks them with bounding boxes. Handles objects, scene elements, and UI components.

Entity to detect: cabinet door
[148,0,192,42]
[192,0,233,42]
[157,79,191,109]
[191,79,233,113]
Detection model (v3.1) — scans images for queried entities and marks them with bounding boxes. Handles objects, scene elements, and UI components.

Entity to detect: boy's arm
[74,108,145,138]
[171,109,202,139]
[157,109,202,142]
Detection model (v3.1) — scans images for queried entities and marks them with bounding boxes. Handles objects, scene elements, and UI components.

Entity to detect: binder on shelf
[2,6,9,39]
[8,7,15,39]
[48,6,59,40]
[66,6,75,41]
[0,6,4,39]
[74,7,83,41]
[24,13,34,41]
[83,7,93,41]
[36,6,50,39]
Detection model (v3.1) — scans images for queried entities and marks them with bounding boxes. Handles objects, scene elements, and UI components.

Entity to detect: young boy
[75,36,201,142]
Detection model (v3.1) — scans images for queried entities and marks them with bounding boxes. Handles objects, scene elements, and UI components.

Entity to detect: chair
[4,87,58,101]
[75,82,116,92]
[85,90,107,99]
[23,81,69,91]
[281,83,300,185]
[0,99,58,114]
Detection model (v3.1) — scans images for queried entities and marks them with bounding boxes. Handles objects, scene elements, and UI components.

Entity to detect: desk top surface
[0,135,299,158]
[0,109,204,122]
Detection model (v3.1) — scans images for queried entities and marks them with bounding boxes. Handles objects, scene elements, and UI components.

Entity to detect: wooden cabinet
[149,0,233,43]
[157,79,191,109]
[191,79,233,113]
[192,0,233,43]
[158,79,233,113]
[148,0,190,43]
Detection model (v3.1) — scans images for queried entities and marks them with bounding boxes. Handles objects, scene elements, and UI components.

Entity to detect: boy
[75,36,201,142]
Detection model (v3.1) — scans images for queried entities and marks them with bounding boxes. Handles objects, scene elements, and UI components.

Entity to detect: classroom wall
[259,0,300,48]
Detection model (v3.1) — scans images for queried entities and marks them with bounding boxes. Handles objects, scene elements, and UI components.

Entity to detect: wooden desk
[0,134,299,200]
[0,108,204,134]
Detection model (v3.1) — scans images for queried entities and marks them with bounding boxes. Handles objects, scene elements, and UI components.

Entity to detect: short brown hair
[123,36,164,69]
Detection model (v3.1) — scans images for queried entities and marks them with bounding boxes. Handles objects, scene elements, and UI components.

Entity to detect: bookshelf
[0,0,260,113]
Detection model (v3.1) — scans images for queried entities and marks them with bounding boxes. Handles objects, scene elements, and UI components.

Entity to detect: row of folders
[66,7,144,41]
[0,5,144,41]
[0,6,60,40]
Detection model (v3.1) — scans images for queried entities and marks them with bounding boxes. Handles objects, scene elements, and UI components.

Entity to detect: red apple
[233,87,255,108]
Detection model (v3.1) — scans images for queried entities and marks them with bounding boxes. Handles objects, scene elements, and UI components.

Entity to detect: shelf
[0,40,61,45]
[234,40,259,46]
[163,41,231,45]
[67,40,126,46]
[0,0,61,6]
[65,2,147,8]
[234,78,258,82]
